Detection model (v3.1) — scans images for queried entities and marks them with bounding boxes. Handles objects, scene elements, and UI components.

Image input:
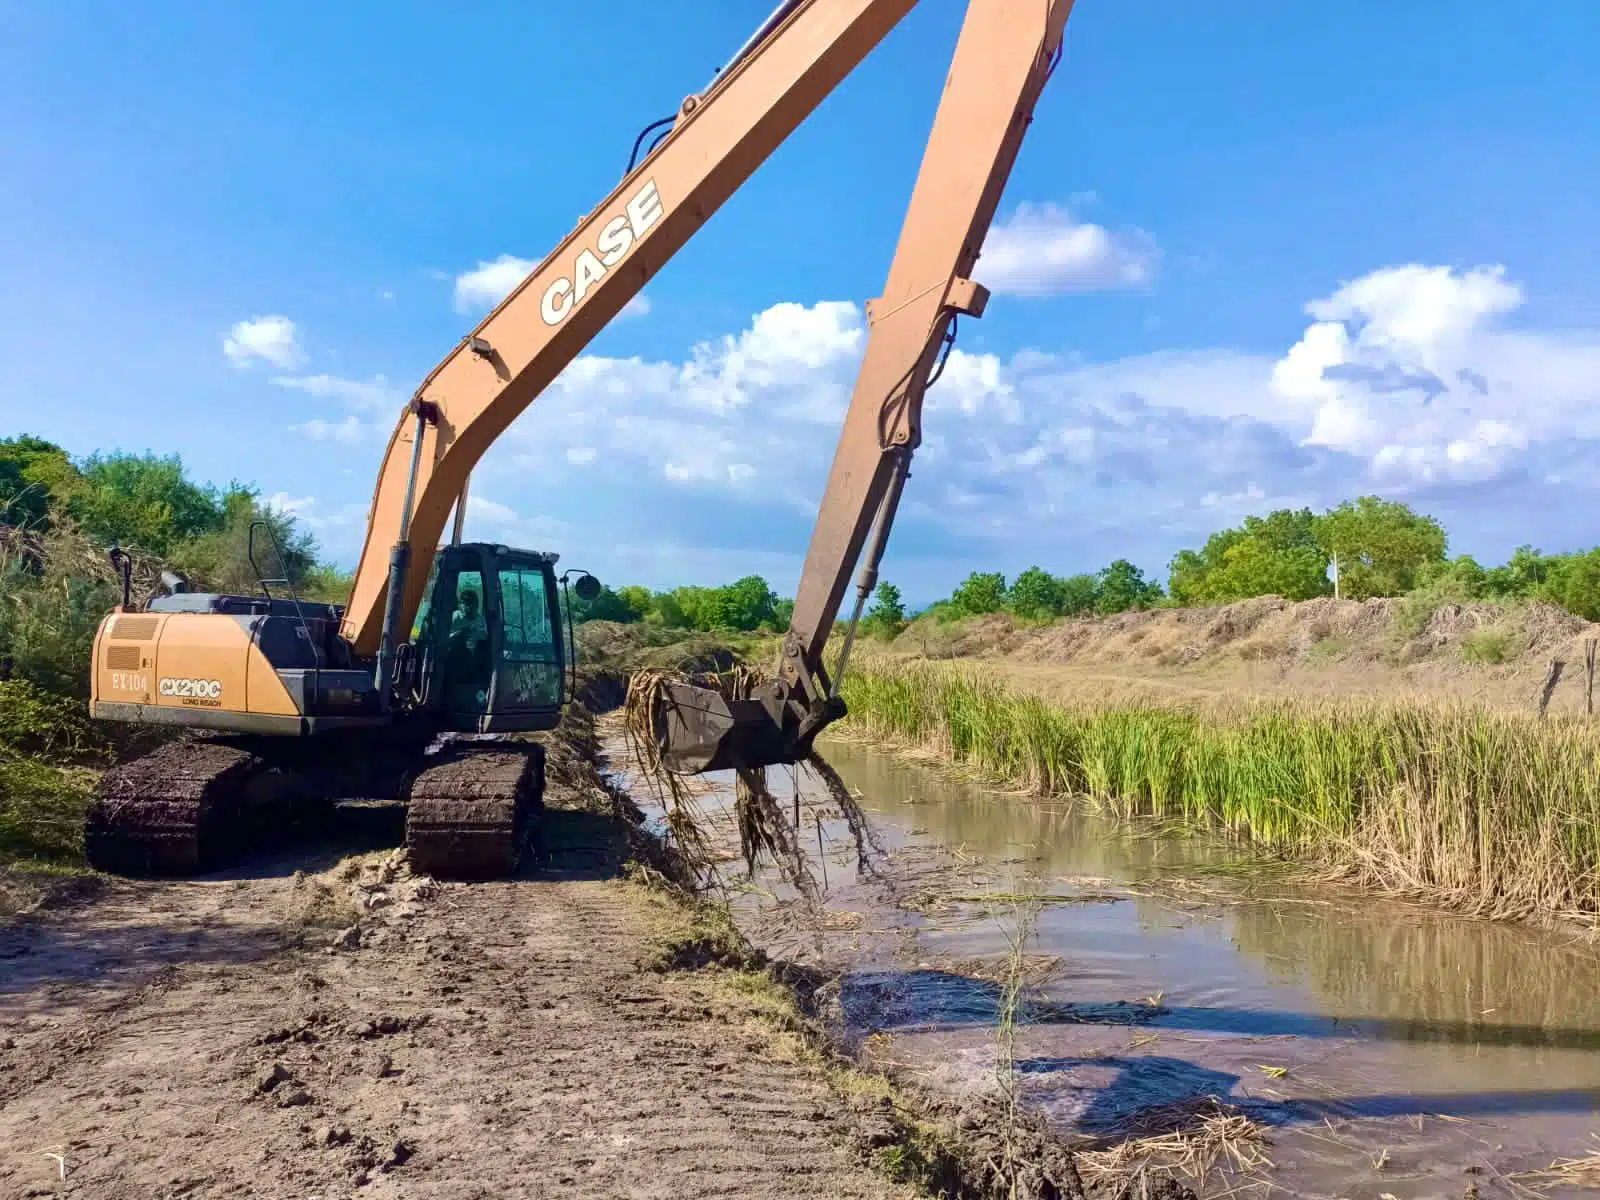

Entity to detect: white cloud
[1306,264,1522,358]
[272,373,398,411]
[223,315,303,369]
[1199,483,1267,511]
[467,495,518,522]
[265,491,316,517]
[566,446,597,466]
[1267,263,1600,484]
[456,493,567,546]
[291,415,368,444]
[976,203,1159,297]
[454,255,535,313]
[677,300,862,414]
[622,294,651,318]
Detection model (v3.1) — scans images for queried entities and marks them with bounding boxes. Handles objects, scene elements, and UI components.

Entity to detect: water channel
[609,731,1600,1198]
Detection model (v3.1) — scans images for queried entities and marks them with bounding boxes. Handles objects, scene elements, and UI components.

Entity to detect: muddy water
[608,733,1600,1198]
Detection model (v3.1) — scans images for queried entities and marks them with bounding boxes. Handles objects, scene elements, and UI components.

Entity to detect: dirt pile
[576,620,758,675]
[897,596,1600,670]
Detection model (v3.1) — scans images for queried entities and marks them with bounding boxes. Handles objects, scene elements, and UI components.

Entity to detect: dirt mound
[576,620,753,674]
[897,596,1598,676]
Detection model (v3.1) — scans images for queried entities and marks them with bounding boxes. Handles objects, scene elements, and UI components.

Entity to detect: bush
[861,582,907,639]
[0,680,100,760]
[0,754,92,862]
[0,529,123,697]
[1393,565,1501,643]
[949,571,1007,617]
[1461,627,1518,665]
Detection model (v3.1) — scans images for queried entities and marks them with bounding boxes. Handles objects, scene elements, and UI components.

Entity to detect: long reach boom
[345,0,1076,767]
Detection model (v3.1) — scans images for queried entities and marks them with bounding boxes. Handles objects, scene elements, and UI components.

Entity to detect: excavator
[82,0,1076,879]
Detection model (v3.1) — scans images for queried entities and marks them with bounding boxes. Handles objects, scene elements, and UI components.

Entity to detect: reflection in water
[1229,898,1600,1037]
[804,735,1600,1195]
[817,735,1600,1045]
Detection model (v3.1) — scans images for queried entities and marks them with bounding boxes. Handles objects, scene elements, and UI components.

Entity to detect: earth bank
[0,699,1176,1200]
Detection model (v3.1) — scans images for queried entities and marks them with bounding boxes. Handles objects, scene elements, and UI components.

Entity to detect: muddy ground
[0,710,1142,1200]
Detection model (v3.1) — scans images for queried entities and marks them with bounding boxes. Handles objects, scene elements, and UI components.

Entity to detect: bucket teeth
[404,745,545,880]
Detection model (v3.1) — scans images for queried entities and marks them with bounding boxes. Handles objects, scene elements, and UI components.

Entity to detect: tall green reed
[837,660,1600,919]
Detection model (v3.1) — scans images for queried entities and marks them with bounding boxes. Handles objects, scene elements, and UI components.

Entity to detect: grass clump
[839,660,1600,921]
[1461,626,1519,664]
[1306,635,1351,664]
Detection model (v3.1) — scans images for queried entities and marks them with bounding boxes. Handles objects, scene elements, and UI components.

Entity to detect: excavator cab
[402,543,577,734]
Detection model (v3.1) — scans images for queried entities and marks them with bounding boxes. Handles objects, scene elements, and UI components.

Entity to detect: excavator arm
[344,0,935,660]
[658,0,1074,772]
[341,0,1076,765]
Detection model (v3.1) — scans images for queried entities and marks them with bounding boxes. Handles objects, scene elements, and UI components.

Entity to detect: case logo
[540,178,663,326]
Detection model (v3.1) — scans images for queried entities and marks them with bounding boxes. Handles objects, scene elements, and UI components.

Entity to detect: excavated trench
[606,726,1600,1200]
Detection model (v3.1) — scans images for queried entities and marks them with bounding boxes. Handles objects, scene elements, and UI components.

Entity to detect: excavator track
[85,739,264,876]
[405,743,545,880]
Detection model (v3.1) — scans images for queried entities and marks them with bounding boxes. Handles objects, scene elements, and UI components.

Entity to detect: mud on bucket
[656,679,798,775]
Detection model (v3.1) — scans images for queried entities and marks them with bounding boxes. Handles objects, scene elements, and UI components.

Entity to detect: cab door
[414,549,495,722]
[485,557,565,731]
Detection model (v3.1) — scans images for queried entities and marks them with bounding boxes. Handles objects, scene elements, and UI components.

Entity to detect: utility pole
[1331,550,1340,600]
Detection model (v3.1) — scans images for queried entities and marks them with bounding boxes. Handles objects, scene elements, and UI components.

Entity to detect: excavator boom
[660,0,1074,772]
[344,0,930,657]
[342,0,1077,771]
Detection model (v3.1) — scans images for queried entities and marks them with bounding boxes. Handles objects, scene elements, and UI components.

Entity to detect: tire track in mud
[0,819,912,1199]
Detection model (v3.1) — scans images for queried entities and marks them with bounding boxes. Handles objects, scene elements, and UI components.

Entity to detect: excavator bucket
[656,680,796,775]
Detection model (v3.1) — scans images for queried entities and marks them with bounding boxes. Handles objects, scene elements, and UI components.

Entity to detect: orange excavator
[84,0,1076,879]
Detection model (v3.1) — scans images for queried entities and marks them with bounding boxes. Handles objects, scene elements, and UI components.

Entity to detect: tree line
[573,493,1600,637]
[916,495,1600,626]
[7,434,1598,677]
[1,434,349,600]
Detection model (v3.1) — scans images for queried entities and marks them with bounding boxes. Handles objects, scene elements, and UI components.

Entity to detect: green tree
[1057,573,1100,616]
[169,486,319,595]
[1165,548,1213,607]
[1096,559,1160,613]
[0,436,81,529]
[1007,566,1064,619]
[1205,540,1330,603]
[570,584,642,624]
[1412,555,1488,602]
[1167,507,1330,605]
[68,451,226,555]
[1482,545,1550,599]
[949,571,1007,616]
[703,575,778,631]
[1313,496,1447,599]
[1540,549,1600,621]
[648,590,690,628]
[862,581,907,638]
[615,585,653,622]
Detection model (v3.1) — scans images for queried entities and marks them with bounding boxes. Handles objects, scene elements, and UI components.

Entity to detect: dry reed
[622,665,880,899]
[1074,1098,1272,1187]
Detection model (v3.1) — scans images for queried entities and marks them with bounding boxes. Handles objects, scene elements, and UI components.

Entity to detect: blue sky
[3,1,1598,604]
